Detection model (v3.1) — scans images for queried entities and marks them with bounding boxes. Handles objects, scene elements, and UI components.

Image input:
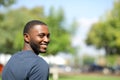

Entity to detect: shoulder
[30,56,49,72]
[28,56,49,78]
[34,56,49,68]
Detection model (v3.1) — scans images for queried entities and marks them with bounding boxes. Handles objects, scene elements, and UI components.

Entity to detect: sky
[11,0,114,56]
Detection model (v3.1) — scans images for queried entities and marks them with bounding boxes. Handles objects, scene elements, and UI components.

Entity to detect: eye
[38,33,45,38]
[47,34,50,38]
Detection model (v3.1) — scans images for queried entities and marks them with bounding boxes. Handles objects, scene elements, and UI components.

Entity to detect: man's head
[23,20,50,55]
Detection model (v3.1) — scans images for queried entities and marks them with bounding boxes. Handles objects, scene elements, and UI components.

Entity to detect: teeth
[41,45,47,47]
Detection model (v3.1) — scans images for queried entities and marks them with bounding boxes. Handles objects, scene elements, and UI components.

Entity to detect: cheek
[31,36,42,42]
[36,37,43,43]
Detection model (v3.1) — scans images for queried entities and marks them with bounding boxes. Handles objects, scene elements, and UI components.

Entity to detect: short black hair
[23,20,47,35]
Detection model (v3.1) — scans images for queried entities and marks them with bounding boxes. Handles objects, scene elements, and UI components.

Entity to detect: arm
[28,60,49,80]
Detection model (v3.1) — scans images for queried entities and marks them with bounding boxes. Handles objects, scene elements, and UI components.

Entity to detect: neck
[22,42,39,55]
[23,42,32,50]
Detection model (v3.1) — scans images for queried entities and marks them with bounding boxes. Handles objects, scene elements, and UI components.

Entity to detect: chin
[39,48,47,53]
[39,50,46,53]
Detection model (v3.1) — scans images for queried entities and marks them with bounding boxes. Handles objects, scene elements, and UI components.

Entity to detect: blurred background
[0,0,120,80]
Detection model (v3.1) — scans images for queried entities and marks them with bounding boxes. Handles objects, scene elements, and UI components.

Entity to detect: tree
[0,0,15,7]
[0,7,75,55]
[46,7,75,55]
[0,0,16,25]
[86,0,120,55]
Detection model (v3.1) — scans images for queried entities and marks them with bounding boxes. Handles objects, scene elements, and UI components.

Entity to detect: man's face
[29,25,50,54]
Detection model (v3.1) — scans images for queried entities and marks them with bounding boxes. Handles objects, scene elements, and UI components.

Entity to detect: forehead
[29,24,49,34]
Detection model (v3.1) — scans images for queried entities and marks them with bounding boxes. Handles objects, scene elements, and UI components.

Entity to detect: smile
[40,44,48,48]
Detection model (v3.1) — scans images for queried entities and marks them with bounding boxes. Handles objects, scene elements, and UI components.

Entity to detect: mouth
[41,44,48,48]
[39,44,48,53]
[39,42,49,52]
[40,43,48,49]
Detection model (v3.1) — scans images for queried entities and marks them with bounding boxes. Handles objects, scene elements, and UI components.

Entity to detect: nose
[44,36,50,43]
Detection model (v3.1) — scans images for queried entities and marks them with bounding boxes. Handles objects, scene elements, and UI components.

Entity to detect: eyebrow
[38,32,50,35]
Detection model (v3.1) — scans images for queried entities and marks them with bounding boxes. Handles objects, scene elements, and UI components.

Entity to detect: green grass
[0,74,120,80]
[49,74,120,80]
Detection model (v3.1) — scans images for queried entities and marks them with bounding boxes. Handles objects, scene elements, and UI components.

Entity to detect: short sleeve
[28,59,49,80]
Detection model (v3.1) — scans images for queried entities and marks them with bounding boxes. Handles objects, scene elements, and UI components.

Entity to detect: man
[2,20,50,80]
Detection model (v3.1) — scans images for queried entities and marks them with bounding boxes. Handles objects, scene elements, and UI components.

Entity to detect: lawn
[0,74,120,80]
[49,74,120,80]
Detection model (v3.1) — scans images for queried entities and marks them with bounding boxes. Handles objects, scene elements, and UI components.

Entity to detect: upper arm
[28,60,49,80]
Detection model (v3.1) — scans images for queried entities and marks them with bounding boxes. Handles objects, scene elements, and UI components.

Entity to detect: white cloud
[71,17,105,56]
[72,17,99,47]
[78,17,98,27]
[76,17,99,40]
[71,36,84,47]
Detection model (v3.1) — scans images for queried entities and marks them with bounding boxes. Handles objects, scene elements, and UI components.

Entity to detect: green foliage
[45,7,75,55]
[86,0,120,55]
[83,55,95,65]
[106,54,120,66]
[0,7,75,55]
[0,0,15,7]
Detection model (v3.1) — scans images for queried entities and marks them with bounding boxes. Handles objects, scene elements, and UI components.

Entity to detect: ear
[24,33,30,43]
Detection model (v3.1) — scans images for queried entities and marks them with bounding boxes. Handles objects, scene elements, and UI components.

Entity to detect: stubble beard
[30,41,40,55]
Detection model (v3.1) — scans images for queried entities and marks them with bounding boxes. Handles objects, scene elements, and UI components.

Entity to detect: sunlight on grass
[49,74,120,80]
[0,74,120,80]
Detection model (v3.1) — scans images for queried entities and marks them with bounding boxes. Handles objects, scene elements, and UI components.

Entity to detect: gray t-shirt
[2,50,49,80]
